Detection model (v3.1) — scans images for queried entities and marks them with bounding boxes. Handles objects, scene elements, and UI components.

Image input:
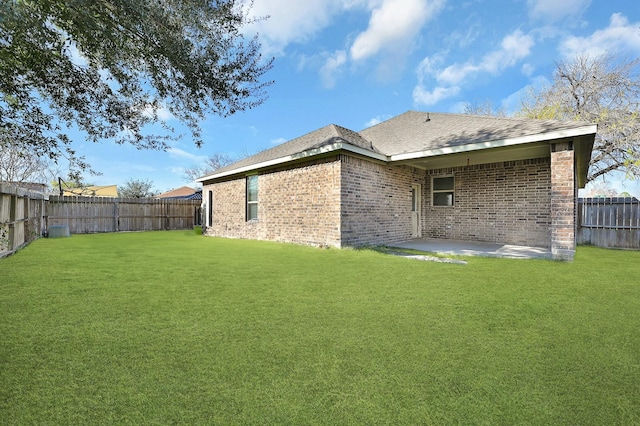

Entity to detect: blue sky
[79,0,640,196]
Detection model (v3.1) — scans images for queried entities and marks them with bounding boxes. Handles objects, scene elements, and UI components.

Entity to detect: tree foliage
[519,54,640,182]
[462,99,506,117]
[119,178,156,198]
[0,141,55,184]
[0,0,273,178]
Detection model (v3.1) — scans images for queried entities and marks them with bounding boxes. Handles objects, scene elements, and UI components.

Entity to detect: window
[246,175,258,220]
[207,190,213,226]
[432,176,454,206]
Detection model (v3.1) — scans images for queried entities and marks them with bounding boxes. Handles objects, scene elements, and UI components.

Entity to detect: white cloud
[560,13,640,58]
[364,114,392,128]
[143,103,175,121]
[156,106,174,121]
[413,85,460,106]
[167,147,207,163]
[413,30,534,106]
[247,0,444,86]
[527,0,590,22]
[350,0,444,61]
[319,50,348,88]
[437,30,534,85]
[169,166,185,176]
[66,43,88,67]
[246,0,361,56]
[521,63,535,77]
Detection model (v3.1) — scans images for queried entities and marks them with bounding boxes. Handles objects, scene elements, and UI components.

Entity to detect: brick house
[197,111,596,260]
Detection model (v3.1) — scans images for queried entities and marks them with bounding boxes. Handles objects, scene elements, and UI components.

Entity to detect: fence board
[46,196,201,234]
[0,184,46,257]
[578,197,640,249]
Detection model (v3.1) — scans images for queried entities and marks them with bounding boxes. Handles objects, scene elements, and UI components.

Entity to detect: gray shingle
[360,111,593,155]
[208,124,378,177]
[200,111,594,180]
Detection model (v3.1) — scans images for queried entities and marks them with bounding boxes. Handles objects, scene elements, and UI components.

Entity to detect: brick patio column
[550,142,576,260]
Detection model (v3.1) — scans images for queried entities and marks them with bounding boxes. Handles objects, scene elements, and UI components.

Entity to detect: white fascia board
[196,142,388,182]
[334,143,388,162]
[390,125,597,162]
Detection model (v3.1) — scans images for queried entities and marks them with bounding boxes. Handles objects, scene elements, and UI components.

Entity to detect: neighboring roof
[63,185,118,197]
[183,191,202,200]
[197,111,597,183]
[156,186,196,199]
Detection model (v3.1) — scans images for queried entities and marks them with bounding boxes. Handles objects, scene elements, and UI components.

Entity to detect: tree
[582,180,619,198]
[119,178,156,198]
[184,152,235,182]
[462,99,506,117]
[0,141,55,184]
[519,54,640,182]
[0,0,273,179]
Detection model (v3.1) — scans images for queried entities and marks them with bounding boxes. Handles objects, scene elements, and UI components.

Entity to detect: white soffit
[389,125,597,162]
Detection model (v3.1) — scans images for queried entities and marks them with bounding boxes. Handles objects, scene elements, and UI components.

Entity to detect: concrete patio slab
[391,238,552,260]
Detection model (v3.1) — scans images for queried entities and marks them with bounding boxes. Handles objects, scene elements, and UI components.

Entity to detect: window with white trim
[246,175,258,220]
[432,176,454,206]
[208,190,213,226]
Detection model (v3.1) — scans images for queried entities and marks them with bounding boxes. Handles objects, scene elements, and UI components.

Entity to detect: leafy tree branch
[0,0,273,178]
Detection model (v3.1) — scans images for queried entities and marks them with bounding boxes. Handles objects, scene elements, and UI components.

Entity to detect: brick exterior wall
[203,156,342,247]
[550,144,576,260]
[424,158,552,248]
[203,153,565,253]
[340,155,426,246]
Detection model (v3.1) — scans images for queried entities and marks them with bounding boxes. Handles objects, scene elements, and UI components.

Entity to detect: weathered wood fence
[46,196,201,234]
[1,183,203,256]
[0,183,46,257]
[577,197,640,249]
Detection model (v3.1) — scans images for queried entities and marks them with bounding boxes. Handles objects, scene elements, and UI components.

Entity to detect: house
[197,111,597,260]
[156,186,202,200]
[62,185,118,197]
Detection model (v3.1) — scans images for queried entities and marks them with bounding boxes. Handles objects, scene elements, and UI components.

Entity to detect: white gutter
[196,142,388,182]
[389,125,597,162]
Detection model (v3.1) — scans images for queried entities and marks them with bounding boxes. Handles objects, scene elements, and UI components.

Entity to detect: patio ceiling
[392,141,550,170]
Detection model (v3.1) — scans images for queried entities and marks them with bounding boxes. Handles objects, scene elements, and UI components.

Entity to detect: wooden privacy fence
[46,196,202,234]
[577,197,640,249]
[0,183,46,257]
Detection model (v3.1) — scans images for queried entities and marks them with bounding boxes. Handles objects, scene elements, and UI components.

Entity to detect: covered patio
[392,238,552,260]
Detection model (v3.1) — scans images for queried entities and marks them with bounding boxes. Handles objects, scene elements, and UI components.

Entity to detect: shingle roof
[156,186,196,198]
[359,111,594,156]
[199,111,595,182]
[211,124,379,177]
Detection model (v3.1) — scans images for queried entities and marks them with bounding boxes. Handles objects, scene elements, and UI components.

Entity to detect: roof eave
[389,125,598,163]
[196,143,388,183]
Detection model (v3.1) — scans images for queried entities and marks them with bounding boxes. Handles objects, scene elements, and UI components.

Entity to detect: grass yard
[1,231,639,424]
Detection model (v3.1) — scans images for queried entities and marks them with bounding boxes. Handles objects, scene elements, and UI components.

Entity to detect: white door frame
[411,184,422,238]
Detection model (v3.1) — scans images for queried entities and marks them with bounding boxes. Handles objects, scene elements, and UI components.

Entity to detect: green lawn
[1,231,639,424]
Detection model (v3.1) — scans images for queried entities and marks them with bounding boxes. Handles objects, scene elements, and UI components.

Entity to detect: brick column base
[550,143,576,261]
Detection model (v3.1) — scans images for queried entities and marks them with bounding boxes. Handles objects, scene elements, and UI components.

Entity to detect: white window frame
[246,175,258,221]
[432,175,455,207]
